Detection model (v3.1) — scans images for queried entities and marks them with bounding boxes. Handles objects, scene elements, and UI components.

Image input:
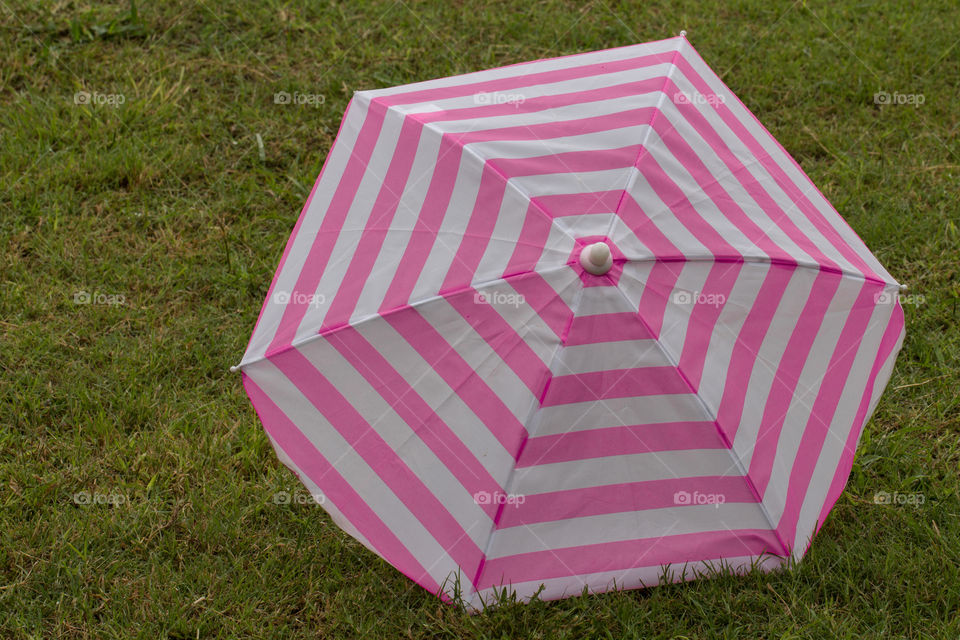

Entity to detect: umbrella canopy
[235,34,905,609]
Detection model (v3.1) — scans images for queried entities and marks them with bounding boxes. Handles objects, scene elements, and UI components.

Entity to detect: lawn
[1,0,958,637]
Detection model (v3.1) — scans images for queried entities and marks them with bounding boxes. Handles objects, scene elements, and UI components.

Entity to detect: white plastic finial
[680,30,687,37]
[580,242,613,275]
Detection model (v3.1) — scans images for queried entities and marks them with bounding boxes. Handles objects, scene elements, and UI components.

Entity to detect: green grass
[1,0,959,637]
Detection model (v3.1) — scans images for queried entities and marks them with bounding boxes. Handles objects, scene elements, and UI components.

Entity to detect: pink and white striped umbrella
[235,34,905,608]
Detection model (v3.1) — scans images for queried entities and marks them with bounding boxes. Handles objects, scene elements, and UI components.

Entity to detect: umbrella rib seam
[609,36,686,238]
[235,258,897,371]
[238,264,577,370]
[609,282,793,559]
[469,276,588,603]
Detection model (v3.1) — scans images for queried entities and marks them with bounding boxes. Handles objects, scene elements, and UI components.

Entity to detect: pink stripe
[326,327,505,519]
[517,420,723,467]
[531,189,624,218]
[320,116,424,331]
[476,528,783,590]
[266,101,389,356]
[488,144,640,179]
[714,263,796,443]
[449,106,655,146]
[445,288,552,396]
[507,272,576,338]
[673,55,882,282]
[498,476,757,528]
[564,312,653,345]
[242,374,443,596]
[438,163,507,293]
[747,270,842,496]
[676,260,743,390]
[776,282,879,546]
[503,201,556,277]
[417,79,663,125]
[631,259,683,338]
[814,303,904,537]
[378,135,464,313]
[541,366,691,407]
[377,50,679,107]
[385,307,528,457]
[269,348,485,576]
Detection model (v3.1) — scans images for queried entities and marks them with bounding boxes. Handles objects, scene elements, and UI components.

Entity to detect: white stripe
[571,283,637,315]
[473,182,551,286]
[485,502,771,560]
[730,267,817,469]
[465,122,653,162]
[696,260,771,414]
[513,449,740,495]
[654,260,716,366]
[533,394,713,437]
[554,340,663,375]
[407,71,669,125]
